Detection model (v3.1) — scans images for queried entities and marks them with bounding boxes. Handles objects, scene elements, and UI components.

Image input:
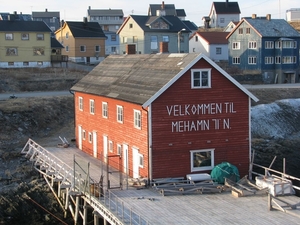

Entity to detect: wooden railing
[51,55,68,62]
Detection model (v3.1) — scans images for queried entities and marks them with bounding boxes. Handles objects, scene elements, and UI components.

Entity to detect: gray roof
[148,4,176,16]
[65,21,106,38]
[88,9,123,17]
[0,20,51,32]
[32,11,60,18]
[0,12,32,21]
[213,2,240,14]
[176,9,186,17]
[51,37,64,48]
[244,18,300,37]
[124,15,191,33]
[182,20,198,31]
[70,53,258,106]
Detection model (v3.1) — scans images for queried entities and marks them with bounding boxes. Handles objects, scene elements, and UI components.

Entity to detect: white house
[189,31,229,62]
[208,1,240,28]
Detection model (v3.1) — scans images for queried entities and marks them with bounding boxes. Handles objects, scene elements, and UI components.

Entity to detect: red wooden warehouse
[70,53,258,180]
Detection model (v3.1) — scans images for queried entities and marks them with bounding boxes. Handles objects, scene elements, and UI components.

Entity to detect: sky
[0,0,298,26]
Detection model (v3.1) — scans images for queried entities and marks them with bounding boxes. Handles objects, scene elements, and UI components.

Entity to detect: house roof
[32,11,60,18]
[0,20,51,32]
[70,53,258,107]
[191,32,229,44]
[63,21,106,38]
[212,2,241,14]
[176,9,186,17]
[87,9,123,17]
[182,20,198,31]
[148,3,176,16]
[0,12,32,21]
[117,15,191,34]
[51,37,64,48]
[227,17,300,39]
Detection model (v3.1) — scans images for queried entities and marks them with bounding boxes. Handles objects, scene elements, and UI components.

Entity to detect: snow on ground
[251,98,300,139]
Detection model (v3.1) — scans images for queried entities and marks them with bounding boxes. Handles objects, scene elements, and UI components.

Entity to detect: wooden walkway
[23,139,300,225]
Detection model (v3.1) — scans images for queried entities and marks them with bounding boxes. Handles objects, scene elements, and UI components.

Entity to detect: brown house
[70,53,258,181]
[55,19,106,65]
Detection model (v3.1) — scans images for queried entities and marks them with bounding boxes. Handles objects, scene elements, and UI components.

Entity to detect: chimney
[160,42,168,53]
[252,14,257,19]
[266,14,271,20]
[126,44,136,54]
[45,8,48,12]
[14,11,17,15]
[226,0,229,7]
[161,1,165,9]
[89,6,91,10]
[83,17,88,24]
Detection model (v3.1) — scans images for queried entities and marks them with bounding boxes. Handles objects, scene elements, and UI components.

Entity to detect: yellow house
[55,19,106,64]
[0,20,52,68]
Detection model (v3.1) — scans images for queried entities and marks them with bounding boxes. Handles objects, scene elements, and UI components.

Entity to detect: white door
[132,147,139,178]
[93,131,97,158]
[123,144,128,174]
[78,126,82,150]
[103,135,108,162]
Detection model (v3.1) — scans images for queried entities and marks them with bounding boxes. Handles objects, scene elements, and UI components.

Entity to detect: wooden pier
[21,139,300,225]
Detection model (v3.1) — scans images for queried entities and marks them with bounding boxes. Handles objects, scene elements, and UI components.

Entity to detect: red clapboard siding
[74,92,149,178]
[150,58,250,179]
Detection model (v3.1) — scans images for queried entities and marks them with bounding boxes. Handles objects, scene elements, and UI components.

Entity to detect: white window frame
[232,57,240,64]
[162,35,169,42]
[5,33,13,40]
[139,154,144,168]
[282,56,296,64]
[248,57,257,65]
[190,149,214,172]
[90,99,95,114]
[134,110,141,129]
[83,130,86,140]
[248,41,257,49]
[21,33,29,40]
[246,28,250,34]
[265,41,274,49]
[95,45,100,52]
[36,33,44,40]
[79,97,83,111]
[232,42,240,50]
[102,102,108,118]
[275,56,281,64]
[80,45,86,52]
[88,132,92,143]
[117,105,123,123]
[265,57,274,64]
[109,140,113,153]
[216,47,221,55]
[117,144,122,155]
[282,40,296,49]
[151,35,158,50]
[66,46,69,52]
[275,41,281,49]
[191,69,211,89]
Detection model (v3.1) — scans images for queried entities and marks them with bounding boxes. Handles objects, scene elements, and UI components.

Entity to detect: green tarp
[210,162,240,184]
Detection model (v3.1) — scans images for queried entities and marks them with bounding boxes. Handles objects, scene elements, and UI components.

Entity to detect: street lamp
[177,28,186,53]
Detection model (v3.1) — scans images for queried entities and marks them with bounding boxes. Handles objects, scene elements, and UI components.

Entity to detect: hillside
[1,68,300,224]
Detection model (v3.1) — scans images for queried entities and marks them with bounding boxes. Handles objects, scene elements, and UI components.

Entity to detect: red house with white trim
[70,53,258,180]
